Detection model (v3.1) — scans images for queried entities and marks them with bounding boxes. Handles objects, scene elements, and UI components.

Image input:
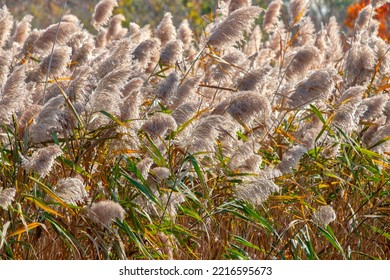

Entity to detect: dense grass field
[0,0,389,259]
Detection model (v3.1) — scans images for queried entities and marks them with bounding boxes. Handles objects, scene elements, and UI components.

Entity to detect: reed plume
[0,187,16,210]
[22,145,63,177]
[207,6,262,49]
[91,0,118,30]
[156,12,176,47]
[263,0,282,32]
[88,200,126,226]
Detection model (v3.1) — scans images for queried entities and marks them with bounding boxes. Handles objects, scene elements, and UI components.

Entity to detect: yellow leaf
[25,196,65,218]
[8,222,43,237]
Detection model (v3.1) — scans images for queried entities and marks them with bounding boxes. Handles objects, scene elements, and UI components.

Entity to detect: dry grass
[0,0,389,260]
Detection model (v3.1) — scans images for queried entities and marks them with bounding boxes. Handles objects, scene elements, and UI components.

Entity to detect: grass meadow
[0,0,389,260]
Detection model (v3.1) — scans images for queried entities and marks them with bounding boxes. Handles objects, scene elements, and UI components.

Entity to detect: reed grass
[0,0,389,260]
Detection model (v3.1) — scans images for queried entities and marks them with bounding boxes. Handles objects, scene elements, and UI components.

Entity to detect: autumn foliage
[345,0,390,41]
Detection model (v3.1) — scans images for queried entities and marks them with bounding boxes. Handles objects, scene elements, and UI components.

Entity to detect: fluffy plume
[236,66,271,91]
[171,102,199,126]
[132,38,161,72]
[337,86,365,105]
[156,72,179,102]
[151,167,171,182]
[137,158,154,180]
[0,49,11,86]
[288,70,335,109]
[12,14,33,45]
[278,145,307,174]
[0,65,28,124]
[160,40,183,65]
[38,46,71,79]
[22,145,63,177]
[177,19,193,50]
[35,22,79,53]
[326,16,343,62]
[172,77,199,107]
[121,90,142,121]
[228,0,252,14]
[88,66,130,126]
[286,46,319,81]
[226,91,271,125]
[0,5,13,48]
[355,5,374,31]
[365,124,390,154]
[262,0,282,32]
[95,29,107,48]
[0,188,16,210]
[71,40,95,67]
[332,105,359,135]
[345,42,376,87]
[106,14,127,42]
[29,96,70,143]
[207,6,262,49]
[289,0,309,26]
[234,177,279,205]
[244,25,262,55]
[141,113,177,138]
[209,49,245,81]
[312,205,336,227]
[97,37,133,79]
[62,14,80,24]
[156,12,176,47]
[359,94,389,122]
[186,115,237,154]
[91,0,118,30]
[228,142,262,173]
[88,200,126,226]
[54,178,88,205]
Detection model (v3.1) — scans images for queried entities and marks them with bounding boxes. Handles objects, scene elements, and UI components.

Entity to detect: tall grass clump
[0,0,389,260]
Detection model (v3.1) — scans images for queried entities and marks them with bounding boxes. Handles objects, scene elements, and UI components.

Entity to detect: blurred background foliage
[1,0,377,34]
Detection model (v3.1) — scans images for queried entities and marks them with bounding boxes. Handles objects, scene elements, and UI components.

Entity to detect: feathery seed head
[35,22,79,53]
[286,46,319,81]
[207,6,263,49]
[54,178,88,205]
[355,5,374,31]
[0,5,13,48]
[40,46,72,78]
[160,39,183,65]
[234,177,279,205]
[289,0,309,26]
[91,0,118,30]
[141,113,177,138]
[151,167,171,182]
[263,0,282,32]
[228,0,252,14]
[156,72,179,102]
[312,205,336,227]
[177,19,193,50]
[12,14,33,45]
[226,91,271,125]
[88,200,126,226]
[0,187,16,210]
[288,70,335,109]
[137,158,154,180]
[132,38,161,72]
[156,12,176,47]
[345,42,376,86]
[236,66,271,91]
[279,145,307,174]
[22,145,63,177]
